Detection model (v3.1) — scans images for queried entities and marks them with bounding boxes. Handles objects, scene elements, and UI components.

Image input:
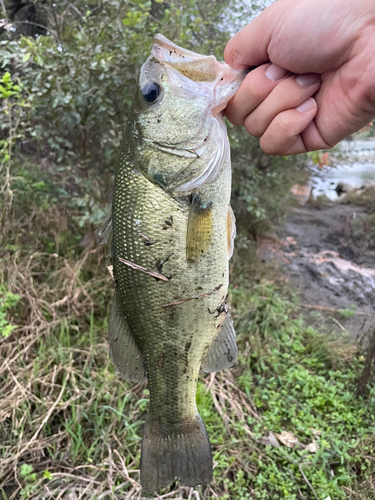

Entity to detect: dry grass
[1,167,375,500]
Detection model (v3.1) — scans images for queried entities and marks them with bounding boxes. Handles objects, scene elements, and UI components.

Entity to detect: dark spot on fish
[145,240,157,246]
[185,341,192,353]
[227,350,234,363]
[162,226,168,230]
[164,219,172,226]
[158,354,164,368]
[222,273,224,277]
[220,78,224,81]
[197,286,203,290]
[157,118,161,123]
[155,252,173,273]
[140,233,157,246]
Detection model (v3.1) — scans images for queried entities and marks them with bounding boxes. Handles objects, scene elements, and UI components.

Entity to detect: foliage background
[1,1,374,499]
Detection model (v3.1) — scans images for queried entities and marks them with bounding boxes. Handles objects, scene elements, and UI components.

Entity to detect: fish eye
[141,82,161,104]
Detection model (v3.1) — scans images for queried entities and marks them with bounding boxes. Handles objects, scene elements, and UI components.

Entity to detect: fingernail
[296,73,320,87]
[297,98,316,113]
[265,64,288,82]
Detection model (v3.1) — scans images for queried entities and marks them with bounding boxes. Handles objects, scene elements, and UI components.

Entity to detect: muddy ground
[259,203,375,337]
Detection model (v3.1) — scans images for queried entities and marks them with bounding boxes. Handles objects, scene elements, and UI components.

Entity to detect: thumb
[224,2,286,69]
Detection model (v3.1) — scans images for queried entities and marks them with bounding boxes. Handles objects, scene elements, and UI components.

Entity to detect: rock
[335,182,355,196]
[361,179,375,189]
[258,431,280,448]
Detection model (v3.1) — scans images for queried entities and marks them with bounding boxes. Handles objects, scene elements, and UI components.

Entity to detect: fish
[98,34,244,494]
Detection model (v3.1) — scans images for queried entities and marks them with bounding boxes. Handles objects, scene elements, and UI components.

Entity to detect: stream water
[310,139,375,200]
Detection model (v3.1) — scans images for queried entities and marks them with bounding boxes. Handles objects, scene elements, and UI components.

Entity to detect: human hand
[224,0,375,155]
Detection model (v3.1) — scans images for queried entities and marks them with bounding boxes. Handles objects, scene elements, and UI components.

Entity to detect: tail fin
[140,416,212,494]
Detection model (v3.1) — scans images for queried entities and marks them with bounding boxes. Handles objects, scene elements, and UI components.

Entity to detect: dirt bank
[259,203,375,336]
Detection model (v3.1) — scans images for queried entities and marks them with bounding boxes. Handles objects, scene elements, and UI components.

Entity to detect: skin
[224,0,375,155]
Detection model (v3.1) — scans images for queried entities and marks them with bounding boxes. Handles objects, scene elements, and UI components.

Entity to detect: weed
[1,165,374,499]
[0,284,20,337]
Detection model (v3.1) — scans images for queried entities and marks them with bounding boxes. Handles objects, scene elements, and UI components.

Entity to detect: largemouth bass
[99,34,244,494]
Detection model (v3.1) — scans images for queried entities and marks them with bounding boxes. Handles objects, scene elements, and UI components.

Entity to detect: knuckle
[244,114,263,137]
[275,112,295,135]
[260,136,280,155]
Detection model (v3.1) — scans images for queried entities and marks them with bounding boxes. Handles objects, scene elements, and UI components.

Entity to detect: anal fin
[109,288,145,383]
[201,312,237,373]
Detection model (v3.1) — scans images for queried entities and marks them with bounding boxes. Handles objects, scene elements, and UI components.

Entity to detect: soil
[259,203,375,337]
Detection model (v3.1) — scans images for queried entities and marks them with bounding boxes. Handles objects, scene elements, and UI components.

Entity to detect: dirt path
[259,203,375,336]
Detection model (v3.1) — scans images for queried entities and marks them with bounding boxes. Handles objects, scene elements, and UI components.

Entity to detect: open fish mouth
[151,34,245,115]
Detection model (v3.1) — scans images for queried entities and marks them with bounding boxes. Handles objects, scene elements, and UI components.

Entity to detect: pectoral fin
[186,195,213,263]
[201,312,237,373]
[109,289,145,383]
[227,205,236,259]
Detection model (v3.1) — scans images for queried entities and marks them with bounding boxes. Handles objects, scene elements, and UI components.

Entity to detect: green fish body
[101,35,243,494]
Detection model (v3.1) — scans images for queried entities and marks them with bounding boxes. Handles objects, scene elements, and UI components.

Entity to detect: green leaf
[43,470,53,480]
[20,464,34,477]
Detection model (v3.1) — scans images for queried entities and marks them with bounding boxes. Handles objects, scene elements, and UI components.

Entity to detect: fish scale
[101,34,244,493]
[113,154,230,423]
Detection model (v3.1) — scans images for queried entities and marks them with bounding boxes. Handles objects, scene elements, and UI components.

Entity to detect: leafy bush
[0,0,306,232]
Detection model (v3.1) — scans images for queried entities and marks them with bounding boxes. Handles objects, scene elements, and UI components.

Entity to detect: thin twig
[6,20,58,36]
[16,374,68,459]
[331,316,348,332]
[299,463,319,500]
[118,256,169,281]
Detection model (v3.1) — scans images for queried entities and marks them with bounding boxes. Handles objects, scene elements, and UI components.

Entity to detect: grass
[1,164,375,499]
[339,186,375,211]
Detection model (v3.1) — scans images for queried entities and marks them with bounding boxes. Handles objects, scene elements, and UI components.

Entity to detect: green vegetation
[1,0,374,499]
[1,191,375,497]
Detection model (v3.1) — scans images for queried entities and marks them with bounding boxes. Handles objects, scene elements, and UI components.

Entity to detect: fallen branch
[118,257,169,281]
